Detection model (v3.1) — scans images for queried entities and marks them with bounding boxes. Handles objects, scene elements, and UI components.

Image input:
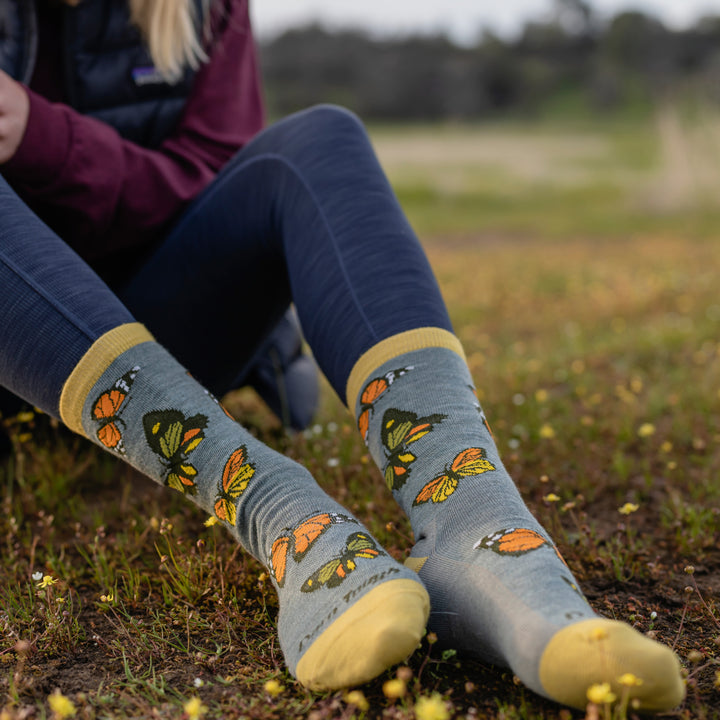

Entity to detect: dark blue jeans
[0,105,452,417]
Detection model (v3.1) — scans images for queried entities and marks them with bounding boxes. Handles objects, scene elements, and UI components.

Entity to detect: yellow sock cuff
[538,618,685,712]
[295,578,429,690]
[345,328,466,409]
[59,323,154,435]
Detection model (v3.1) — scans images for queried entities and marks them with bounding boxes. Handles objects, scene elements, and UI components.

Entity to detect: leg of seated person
[0,175,428,690]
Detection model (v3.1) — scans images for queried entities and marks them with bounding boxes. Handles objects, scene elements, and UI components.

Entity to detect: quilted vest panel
[0,0,199,148]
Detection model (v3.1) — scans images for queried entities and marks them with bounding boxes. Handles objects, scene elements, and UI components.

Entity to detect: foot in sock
[60,324,429,690]
[348,329,685,712]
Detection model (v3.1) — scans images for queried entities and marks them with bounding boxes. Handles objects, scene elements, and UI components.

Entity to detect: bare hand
[0,70,30,164]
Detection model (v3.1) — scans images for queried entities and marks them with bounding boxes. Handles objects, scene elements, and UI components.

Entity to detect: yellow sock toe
[539,618,685,712]
[295,578,429,691]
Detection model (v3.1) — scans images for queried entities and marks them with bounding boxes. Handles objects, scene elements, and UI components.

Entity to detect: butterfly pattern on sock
[475,528,590,608]
[301,531,386,593]
[214,446,256,525]
[380,407,446,491]
[400,526,582,601]
[90,365,140,454]
[142,409,207,495]
[269,512,357,587]
[357,366,414,444]
[201,385,236,419]
[474,527,567,564]
[413,447,496,506]
[468,385,494,437]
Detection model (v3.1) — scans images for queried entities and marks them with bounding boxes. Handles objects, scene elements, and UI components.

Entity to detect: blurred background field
[372,110,720,240]
[260,0,720,239]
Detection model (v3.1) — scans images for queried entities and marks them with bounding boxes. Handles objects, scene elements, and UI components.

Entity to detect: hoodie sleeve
[1,0,265,260]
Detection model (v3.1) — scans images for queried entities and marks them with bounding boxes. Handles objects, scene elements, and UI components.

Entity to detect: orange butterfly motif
[91,365,140,454]
[412,447,495,506]
[301,531,384,593]
[214,446,256,525]
[474,527,568,566]
[469,385,494,437]
[270,512,354,587]
[357,366,413,443]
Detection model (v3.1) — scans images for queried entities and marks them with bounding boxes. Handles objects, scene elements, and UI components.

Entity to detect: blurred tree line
[259,0,720,121]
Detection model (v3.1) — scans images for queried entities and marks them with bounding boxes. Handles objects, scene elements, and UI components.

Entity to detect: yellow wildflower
[660,441,673,453]
[637,423,655,438]
[48,691,76,719]
[587,682,616,705]
[204,516,219,527]
[414,693,449,720]
[539,424,555,439]
[38,575,58,589]
[263,679,284,697]
[543,493,561,503]
[534,389,549,403]
[618,673,643,687]
[618,502,639,515]
[100,593,114,603]
[183,697,208,720]
[344,690,369,711]
[382,678,406,698]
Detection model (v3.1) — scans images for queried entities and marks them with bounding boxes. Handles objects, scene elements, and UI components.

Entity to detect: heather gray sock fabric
[353,340,684,711]
[61,330,428,690]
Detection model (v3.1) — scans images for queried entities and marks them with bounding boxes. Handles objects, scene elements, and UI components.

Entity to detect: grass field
[2,110,720,719]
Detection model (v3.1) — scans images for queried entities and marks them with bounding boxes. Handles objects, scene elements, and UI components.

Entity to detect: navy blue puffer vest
[0,0,199,148]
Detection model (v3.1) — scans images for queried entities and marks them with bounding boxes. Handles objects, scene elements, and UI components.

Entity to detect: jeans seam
[0,255,96,341]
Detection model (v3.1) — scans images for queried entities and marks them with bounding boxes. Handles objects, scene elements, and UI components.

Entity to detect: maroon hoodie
[1,0,265,267]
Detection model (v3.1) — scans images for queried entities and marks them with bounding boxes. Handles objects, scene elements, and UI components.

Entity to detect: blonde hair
[63,0,212,82]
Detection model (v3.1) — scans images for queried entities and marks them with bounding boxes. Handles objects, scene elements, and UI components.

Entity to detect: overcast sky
[250,0,720,45]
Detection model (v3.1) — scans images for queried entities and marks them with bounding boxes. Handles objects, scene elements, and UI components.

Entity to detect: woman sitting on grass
[0,0,684,710]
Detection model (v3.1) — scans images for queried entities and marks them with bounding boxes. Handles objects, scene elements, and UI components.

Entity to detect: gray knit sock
[64,334,428,690]
[354,343,684,711]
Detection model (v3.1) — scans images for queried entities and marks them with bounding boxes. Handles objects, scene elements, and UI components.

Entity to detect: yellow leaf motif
[161,421,183,456]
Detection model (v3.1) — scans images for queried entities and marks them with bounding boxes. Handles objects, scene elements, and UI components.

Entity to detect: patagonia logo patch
[132,66,166,86]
